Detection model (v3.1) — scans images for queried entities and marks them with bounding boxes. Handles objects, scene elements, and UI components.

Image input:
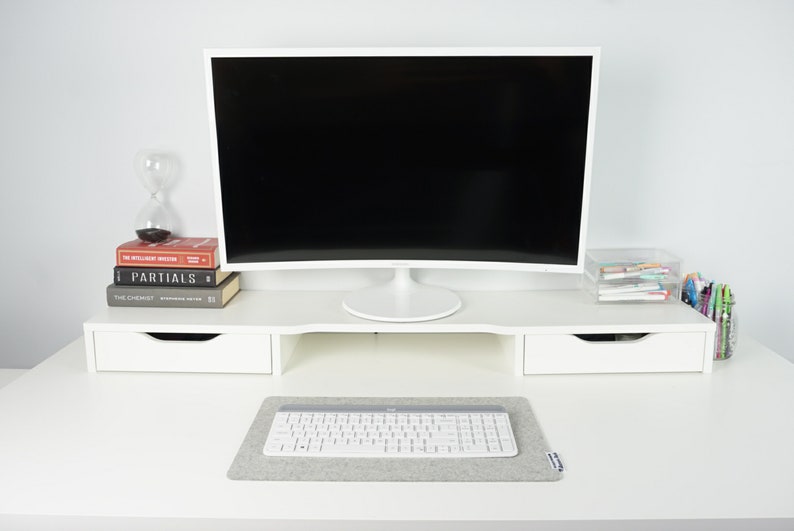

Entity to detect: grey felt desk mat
[227,396,561,482]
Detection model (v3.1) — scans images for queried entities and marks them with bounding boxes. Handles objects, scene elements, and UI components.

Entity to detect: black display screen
[209,53,595,268]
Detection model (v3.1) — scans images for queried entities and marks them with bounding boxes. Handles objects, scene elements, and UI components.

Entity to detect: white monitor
[205,47,600,322]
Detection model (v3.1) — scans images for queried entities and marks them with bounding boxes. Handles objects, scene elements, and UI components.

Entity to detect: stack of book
[107,237,240,308]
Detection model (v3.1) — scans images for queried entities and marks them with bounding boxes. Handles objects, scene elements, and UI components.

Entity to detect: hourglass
[134,150,175,242]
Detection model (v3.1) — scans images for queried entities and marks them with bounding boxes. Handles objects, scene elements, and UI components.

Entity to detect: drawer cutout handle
[145,332,220,342]
[573,333,650,343]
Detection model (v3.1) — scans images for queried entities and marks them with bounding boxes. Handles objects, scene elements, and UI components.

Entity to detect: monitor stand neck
[342,268,462,323]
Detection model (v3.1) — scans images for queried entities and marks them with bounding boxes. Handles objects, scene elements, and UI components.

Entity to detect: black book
[113,266,232,287]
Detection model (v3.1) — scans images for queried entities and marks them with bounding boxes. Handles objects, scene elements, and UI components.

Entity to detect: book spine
[113,267,224,287]
[106,276,238,309]
[116,249,217,269]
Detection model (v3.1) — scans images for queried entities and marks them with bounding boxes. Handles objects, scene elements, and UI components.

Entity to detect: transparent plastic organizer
[584,249,681,303]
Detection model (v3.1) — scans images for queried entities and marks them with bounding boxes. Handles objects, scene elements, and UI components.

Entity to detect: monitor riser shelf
[83,289,716,376]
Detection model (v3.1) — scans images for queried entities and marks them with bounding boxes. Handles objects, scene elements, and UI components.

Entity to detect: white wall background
[1,0,792,368]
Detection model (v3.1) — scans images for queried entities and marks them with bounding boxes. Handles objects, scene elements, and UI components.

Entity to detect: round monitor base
[342,268,462,323]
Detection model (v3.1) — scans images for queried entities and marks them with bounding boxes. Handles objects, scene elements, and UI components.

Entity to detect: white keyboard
[263,404,518,458]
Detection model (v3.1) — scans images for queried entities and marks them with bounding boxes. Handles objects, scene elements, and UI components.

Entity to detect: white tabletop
[1,333,792,530]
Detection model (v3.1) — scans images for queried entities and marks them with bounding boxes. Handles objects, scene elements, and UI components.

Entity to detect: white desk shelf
[83,289,716,375]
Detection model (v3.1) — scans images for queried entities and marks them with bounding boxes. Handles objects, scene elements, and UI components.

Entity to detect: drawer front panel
[92,331,271,374]
[524,332,706,374]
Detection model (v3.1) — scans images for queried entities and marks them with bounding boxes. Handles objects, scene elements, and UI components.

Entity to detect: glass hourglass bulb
[135,194,172,242]
[133,150,175,242]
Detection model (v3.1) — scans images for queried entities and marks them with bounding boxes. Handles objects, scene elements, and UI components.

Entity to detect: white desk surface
[1,333,792,531]
[0,368,25,389]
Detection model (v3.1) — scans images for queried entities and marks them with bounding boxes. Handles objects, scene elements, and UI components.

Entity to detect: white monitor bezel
[205,47,600,274]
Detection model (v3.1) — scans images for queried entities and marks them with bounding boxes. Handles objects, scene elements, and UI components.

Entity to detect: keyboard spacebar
[319,444,388,455]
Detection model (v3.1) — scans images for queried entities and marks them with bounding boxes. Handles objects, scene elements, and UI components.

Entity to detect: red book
[116,238,220,269]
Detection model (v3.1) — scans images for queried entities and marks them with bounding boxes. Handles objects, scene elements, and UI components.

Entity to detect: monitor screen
[206,48,598,274]
[205,48,599,321]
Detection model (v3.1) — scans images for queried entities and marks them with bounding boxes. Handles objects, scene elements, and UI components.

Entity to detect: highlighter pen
[722,285,731,359]
[714,285,723,358]
[701,285,711,316]
[707,283,716,320]
[686,278,698,308]
[694,274,705,296]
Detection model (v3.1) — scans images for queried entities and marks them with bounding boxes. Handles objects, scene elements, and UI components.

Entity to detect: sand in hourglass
[135,227,172,242]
